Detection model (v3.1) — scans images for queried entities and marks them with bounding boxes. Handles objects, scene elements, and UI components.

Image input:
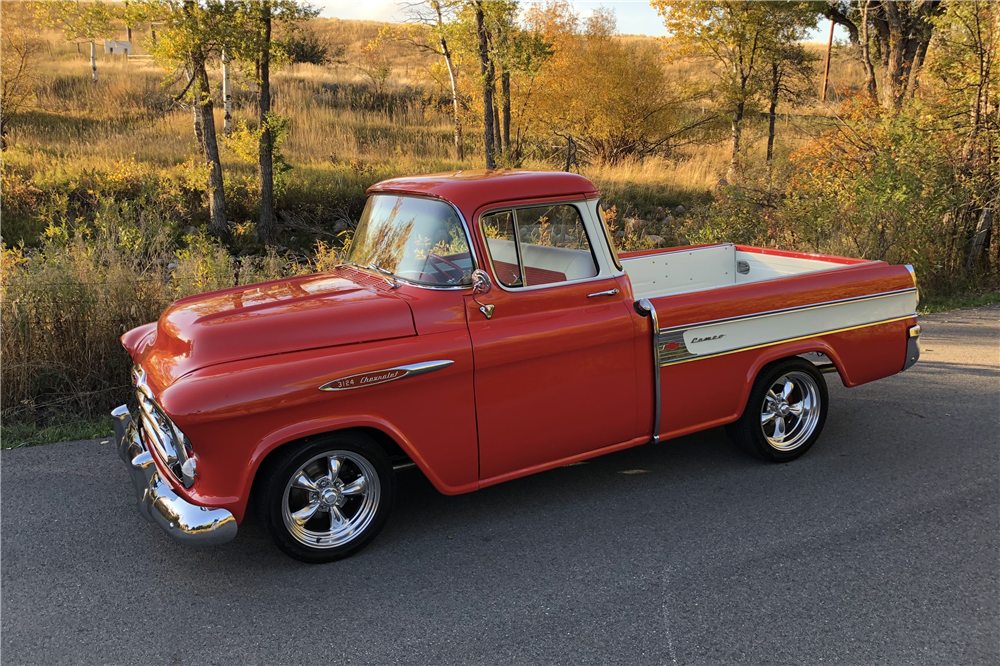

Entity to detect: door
[467,201,638,481]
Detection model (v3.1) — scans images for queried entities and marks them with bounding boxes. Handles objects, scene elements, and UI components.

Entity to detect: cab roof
[367,170,600,215]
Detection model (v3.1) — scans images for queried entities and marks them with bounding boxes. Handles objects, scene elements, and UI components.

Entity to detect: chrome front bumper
[111,406,237,547]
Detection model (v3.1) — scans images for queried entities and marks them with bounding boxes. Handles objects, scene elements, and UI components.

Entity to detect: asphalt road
[2,305,998,666]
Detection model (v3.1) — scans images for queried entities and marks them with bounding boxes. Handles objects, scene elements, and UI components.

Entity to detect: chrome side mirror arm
[470,269,495,320]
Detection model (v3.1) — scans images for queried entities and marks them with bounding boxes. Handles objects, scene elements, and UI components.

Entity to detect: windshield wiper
[334,260,401,289]
[368,263,402,289]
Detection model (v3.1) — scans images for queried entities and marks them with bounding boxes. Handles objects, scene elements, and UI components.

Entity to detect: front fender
[153,330,478,523]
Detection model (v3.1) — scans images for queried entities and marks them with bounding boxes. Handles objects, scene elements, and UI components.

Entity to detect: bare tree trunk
[185,68,204,146]
[964,84,984,162]
[767,61,779,166]
[564,134,576,172]
[821,20,834,102]
[492,93,501,159]
[90,40,98,84]
[474,1,495,169]
[904,33,931,101]
[442,47,462,160]
[501,69,511,156]
[257,1,276,243]
[728,100,745,179]
[435,2,463,161]
[860,1,878,100]
[195,59,228,237]
[222,50,232,136]
[966,204,995,271]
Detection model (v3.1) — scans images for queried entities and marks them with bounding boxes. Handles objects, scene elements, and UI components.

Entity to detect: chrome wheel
[760,371,822,451]
[281,450,381,549]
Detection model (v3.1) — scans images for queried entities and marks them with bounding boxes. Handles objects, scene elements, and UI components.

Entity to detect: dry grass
[0,16,872,428]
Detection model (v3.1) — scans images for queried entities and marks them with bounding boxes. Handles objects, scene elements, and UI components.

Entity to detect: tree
[131,0,232,236]
[40,1,115,85]
[483,0,548,163]
[224,1,316,242]
[1,2,41,149]
[356,30,393,95]
[926,0,999,270]
[758,7,818,166]
[522,2,709,165]
[763,43,816,166]
[472,0,496,168]
[395,1,466,160]
[654,1,793,178]
[823,1,945,111]
[256,2,275,241]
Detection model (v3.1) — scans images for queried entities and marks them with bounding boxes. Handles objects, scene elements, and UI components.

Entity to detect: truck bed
[621,243,871,300]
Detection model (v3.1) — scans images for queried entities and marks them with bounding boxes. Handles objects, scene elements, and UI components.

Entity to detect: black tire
[726,358,829,463]
[255,432,395,563]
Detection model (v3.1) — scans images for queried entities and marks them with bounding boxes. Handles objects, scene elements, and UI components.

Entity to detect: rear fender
[735,340,849,421]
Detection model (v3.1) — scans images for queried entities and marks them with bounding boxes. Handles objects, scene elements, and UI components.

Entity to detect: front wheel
[255,433,395,563]
[726,359,828,462]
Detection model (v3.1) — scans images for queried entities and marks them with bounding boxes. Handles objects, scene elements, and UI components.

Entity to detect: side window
[480,203,600,288]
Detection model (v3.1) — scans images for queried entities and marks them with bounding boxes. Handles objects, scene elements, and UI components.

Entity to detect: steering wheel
[426,252,465,283]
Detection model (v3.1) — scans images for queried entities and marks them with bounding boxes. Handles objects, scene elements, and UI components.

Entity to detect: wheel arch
[734,340,845,421]
[240,417,474,523]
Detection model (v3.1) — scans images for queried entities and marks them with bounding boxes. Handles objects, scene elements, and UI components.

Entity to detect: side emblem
[690,334,725,344]
[319,360,454,392]
[663,341,682,351]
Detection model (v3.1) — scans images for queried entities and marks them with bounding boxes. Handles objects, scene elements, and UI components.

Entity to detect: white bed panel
[734,250,849,283]
[675,290,918,360]
[623,245,736,300]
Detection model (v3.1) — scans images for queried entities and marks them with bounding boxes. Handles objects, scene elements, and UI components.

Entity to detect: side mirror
[471,269,492,295]
[470,269,495,320]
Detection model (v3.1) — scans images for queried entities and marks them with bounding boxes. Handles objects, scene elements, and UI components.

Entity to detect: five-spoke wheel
[256,433,394,563]
[727,358,829,462]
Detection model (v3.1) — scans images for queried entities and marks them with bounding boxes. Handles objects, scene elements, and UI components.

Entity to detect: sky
[311,0,848,42]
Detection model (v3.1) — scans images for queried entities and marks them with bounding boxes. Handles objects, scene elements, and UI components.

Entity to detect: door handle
[587,288,620,298]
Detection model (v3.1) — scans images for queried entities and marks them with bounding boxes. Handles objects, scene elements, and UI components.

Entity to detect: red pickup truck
[113,170,920,563]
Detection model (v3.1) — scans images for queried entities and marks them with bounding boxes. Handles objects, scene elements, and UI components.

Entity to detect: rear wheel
[727,359,828,462]
[256,432,395,563]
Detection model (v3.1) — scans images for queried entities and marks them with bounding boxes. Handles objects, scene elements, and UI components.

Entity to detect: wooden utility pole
[821,20,834,102]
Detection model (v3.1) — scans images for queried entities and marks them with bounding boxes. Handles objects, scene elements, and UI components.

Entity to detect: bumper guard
[112,406,237,547]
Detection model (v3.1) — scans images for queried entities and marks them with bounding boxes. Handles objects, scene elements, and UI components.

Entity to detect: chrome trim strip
[133,365,196,488]
[477,200,612,293]
[319,359,455,392]
[655,288,918,334]
[634,298,661,444]
[620,242,735,263]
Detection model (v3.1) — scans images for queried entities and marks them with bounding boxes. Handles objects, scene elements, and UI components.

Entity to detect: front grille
[133,366,197,488]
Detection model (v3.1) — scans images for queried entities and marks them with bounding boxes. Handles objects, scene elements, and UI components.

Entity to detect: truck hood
[128,271,415,387]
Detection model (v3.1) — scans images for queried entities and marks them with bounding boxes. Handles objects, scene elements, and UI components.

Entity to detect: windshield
[347,195,474,286]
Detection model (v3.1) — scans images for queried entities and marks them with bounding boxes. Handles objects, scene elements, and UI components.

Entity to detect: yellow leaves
[0,245,27,289]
